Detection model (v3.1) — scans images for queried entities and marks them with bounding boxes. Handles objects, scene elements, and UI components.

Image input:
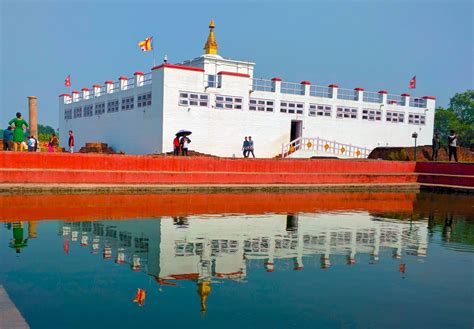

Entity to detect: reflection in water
[4,221,38,253]
[57,212,430,312]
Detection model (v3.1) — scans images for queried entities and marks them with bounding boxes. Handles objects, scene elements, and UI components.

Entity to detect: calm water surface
[0,191,473,329]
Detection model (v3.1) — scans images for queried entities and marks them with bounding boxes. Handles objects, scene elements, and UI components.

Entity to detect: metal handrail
[281,136,371,159]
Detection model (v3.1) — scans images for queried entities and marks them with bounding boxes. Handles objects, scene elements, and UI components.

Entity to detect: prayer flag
[409,76,416,89]
[138,37,153,52]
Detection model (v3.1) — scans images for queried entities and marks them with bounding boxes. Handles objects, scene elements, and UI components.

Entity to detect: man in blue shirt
[3,126,13,151]
[242,136,249,158]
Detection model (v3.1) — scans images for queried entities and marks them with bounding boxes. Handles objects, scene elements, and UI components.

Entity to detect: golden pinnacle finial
[204,19,218,55]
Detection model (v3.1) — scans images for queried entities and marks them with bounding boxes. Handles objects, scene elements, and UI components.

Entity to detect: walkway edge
[0,285,30,329]
[0,183,420,194]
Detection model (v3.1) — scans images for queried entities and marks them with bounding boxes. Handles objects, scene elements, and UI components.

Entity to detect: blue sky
[1,0,472,128]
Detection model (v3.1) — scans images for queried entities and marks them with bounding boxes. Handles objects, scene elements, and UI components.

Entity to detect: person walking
[242,137,249,158]
[247,136,255,158]
[173,136,180,156]
[68,130,75,153]
[8,112,28,151]
[431,132,441,161]
[3,126,14,151]
[180,136,191,156]
[447,130,458,162]
[48,132,59,152]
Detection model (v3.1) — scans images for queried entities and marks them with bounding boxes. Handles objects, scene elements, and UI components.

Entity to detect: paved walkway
[0,285,29,329]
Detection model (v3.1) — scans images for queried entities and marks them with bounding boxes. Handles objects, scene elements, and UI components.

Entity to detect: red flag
[409,76,416,89]
[65,75,71,87]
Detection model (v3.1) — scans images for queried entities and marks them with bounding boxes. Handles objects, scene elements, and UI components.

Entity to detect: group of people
[3,112,75,153]
[173,135,191,156]
[432,130,459,162]
[242,136,255,158]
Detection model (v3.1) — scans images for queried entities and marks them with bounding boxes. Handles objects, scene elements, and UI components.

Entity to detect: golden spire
[204,19,218,55]
[197,281,212,314]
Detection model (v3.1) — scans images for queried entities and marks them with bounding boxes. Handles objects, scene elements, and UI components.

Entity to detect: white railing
[337,88,358,101]
[281,82,304,95]
[111,82,120,93]
[281,136,372,159]
[252,78,274,92]
[387,94,404,105]
[126,78,135,89]
[310,85,331,98]
[143,73,152,85]
[363,91,381,103]
[409,98,427,108]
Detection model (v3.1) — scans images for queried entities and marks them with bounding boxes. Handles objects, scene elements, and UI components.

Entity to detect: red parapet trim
[81,88,89,91]
[58,93,71,97]
[92,84,101,88]
[271,77,282,81]
[217,71,250,78]
[354,87,365,91]
[422,96,436,100]
[401,93,410,97]
[105,80,114,84]
[134,71,144,76]
[328,84,338,88]
[378,90,388,94]
[118,76,128,80]
[71,90,79,94]
[152,63,204,72]
[300,81,311,85]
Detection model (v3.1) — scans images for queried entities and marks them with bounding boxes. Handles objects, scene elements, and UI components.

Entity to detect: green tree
[450,90,474,125]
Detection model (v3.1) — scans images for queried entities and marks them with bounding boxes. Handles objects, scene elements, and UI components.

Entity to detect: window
[95,102,105,115]
[73,107,82,118]
[309,104,331,117]
[362,108,382,121]
[206,75,216,88]
[64,109,72,120]
[179,92,209,107]
[280,101,304,114]
[408,113,426,125]
[215,95,243,110]
[386,110,405,123]
[121,96,134,111]
[336,107,358,119]
[107,99,119,113]
[137,92,152,108]
[249,98,274,112]
[84,104,93,117]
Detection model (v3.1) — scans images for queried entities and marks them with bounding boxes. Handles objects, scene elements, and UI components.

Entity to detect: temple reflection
[57,212,429,312]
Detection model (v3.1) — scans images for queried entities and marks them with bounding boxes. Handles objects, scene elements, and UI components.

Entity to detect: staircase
[281,137,372,159]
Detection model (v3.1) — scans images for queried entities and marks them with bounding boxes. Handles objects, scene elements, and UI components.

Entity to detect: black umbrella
[176,129,192,137]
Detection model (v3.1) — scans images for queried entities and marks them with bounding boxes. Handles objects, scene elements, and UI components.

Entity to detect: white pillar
[119,76,128,91]
[71,91,79,102]
[422,96,436,110]
[378,90,388,104]
[59,93,72,104]
[271,77,281,93]
[93,84,101,97]
[300,81,311,96]
[355,87,364,101]
[105,80,113,94]
[328,84,338,99]
[134,71,144,87]
[81,88,90,100]
[402,93,410,107]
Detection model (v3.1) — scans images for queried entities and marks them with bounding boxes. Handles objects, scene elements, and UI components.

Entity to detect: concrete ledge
[0,285,29,329]
[0,183,421,194]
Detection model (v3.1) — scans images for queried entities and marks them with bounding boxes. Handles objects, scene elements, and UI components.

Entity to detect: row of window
[65,93,152,120]
[178,91,426,125]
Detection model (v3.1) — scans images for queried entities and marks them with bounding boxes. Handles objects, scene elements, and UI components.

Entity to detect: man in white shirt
[448,130,458,162]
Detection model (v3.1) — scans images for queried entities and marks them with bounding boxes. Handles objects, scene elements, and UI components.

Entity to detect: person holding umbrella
[176,130,192,156]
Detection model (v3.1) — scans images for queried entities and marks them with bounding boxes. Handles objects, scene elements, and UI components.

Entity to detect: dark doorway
[290,120,303,142]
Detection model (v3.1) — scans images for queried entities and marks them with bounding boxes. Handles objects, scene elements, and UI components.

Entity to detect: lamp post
[412,132,418,162]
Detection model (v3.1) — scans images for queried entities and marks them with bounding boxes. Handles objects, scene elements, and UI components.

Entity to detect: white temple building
[58,20,436,158]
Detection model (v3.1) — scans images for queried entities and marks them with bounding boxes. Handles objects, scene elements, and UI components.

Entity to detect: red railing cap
[134,71,144,76]
[271,77,282,81]
[378,90,388,94]
[104,80,114,84]
[71,90,79,94]
[59,93,71,97]
[152,63,204,72]
[217,71,250,78]
[422,96,436,100]
[118,76,128,80]
[92,84,101,88]
[354,87,365,91]
[328,84,338,88]
[81,88,89,91]
[300,81,311,85]
[401,93,410,97]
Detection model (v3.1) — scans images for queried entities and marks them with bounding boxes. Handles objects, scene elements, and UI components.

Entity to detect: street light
[412,132,418,161]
